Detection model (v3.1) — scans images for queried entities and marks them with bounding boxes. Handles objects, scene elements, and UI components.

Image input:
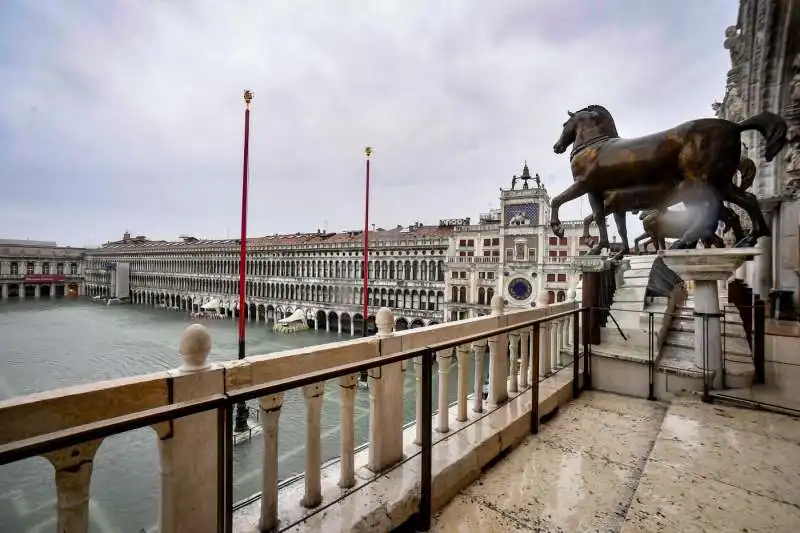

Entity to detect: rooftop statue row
[549,104,789,258]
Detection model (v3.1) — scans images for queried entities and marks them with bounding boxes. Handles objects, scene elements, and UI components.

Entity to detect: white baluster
[259,393,284,532]
[47,442,100,533]
[301,382,325,507]
[488,295,508,405]
[414,356,422,445]
[338,374,358,488]
[369,308,404,471]
[456,344,470,422]
[437,349,453,432]
[472,340,487,414]
[519,329,530,389]
[508,332,519,394]
[537,292,551,376]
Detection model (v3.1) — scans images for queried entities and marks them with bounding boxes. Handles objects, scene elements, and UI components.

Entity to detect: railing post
[573,309,580,398]
[418,348,434,532]
[508,332,520,394]
[436,349,453,433]
[471,340,487,414]
[488,295,508,405]
[158,324,224,533]
[455,344,470,422]
[754,297,766,384]
[369,308,404,471]
[338,374,358,489]
[258,392,284,532]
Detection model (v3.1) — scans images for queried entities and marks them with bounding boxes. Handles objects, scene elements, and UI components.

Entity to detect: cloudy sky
[0,0,738,247]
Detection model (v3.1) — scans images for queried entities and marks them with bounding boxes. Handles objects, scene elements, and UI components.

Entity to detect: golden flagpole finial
[243,90,254,109]
[365,147,372,158]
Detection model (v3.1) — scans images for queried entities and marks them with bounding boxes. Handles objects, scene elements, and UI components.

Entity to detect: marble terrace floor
[431,390,800,533]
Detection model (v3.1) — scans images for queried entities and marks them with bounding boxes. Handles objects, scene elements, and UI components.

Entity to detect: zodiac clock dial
[508,277,533,301]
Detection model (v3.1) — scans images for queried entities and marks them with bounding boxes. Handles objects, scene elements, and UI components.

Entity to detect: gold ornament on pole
[365,146,372,158]
[243,89,254,109]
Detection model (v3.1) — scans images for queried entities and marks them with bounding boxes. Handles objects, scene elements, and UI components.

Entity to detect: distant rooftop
[0,239,59,248]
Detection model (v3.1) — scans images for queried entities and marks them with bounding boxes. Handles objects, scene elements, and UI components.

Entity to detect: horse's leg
[586,192,610,255]
[613,211,630,257]
[582,213,594,241]
[671,188,720,249]
[723,205,746,244]
[633,232,648,253]
[718,183,770,247]
[550,180,588,238]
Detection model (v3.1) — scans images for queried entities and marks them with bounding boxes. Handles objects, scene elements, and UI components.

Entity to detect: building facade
[443,163,588,321]
[84,229,450,335]
[714,0,800,304]
[0,239,85,299]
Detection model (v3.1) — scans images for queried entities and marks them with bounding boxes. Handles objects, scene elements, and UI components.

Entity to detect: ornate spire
[521,160,531,178]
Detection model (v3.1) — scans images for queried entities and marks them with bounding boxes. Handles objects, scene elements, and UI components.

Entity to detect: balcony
[0,300,583,532]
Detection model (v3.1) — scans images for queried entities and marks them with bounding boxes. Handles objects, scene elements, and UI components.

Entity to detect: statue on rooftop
[549,104,788,258]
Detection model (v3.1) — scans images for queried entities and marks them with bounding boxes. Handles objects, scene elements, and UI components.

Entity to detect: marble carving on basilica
[784,53,800,198]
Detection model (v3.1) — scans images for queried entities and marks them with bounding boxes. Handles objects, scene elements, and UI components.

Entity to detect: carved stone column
[301,382,325,508]
[436,349,453,433]
[518,329,530,390]
[46,441,101,533]
[258,393,285,532]
[487,295,508,406]
[338,374,358,489]
[471,340,487,414]
[508,332,520,394]
[455,344,470,422]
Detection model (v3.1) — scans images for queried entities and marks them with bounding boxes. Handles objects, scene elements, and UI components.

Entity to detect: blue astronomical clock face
[508,277,532,301]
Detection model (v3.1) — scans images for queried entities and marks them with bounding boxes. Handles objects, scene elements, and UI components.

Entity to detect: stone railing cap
[179,324,212,372]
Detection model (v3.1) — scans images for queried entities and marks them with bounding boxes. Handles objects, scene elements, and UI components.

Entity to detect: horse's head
[553,105,619,155]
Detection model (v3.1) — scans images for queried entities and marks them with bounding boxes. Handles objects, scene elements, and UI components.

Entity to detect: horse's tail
[736,156,756,192]
[737,111,788,163]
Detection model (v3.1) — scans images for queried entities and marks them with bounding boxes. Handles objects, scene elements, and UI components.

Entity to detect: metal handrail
[0,305,587,533]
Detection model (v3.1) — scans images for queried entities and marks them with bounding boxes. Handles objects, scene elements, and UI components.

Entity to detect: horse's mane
[582,105,619,137]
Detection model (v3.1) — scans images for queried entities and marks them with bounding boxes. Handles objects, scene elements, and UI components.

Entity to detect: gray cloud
[0,0,737,247]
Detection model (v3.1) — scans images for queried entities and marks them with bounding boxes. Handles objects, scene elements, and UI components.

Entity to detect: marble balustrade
[0,295,578,533]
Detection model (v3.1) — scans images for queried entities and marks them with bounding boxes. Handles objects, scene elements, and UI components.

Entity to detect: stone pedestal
[570,256,614,345]
[660,248,761,390]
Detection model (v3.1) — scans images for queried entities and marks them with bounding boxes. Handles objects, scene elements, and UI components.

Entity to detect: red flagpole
[235,90,253,432]
[362,147,372,336]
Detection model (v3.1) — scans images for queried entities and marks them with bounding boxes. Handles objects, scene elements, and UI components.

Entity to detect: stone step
[674,307,743,324]
[591,342,651,364]
[657,345,754,389]
[663,330,751,357]
[669,316,748,339]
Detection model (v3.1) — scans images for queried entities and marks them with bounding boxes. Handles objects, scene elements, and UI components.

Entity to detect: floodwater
[0,298,476,532]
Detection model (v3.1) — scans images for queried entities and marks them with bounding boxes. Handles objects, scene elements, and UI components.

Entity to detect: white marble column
[455,344,470,422]
[436,349,453,433]
[46,441,101,533]
[301,382,325,508]
[519,329,530,390]
[508,333,519,394]
[487,295,508,405]
[259,393,284,532]
[471,341,486,414]
[414,355,423,445]
[338,373,357,488]
[754,232,772,299]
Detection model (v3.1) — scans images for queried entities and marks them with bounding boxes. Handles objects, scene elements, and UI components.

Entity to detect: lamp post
[235,89,253,433]
[362,147,372,337]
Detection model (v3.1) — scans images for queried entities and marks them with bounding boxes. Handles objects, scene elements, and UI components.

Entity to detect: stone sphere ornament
[179,324,212,371]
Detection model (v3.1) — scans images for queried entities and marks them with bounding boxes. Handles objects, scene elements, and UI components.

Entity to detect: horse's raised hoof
[550,220,565,238]
[587,242,607,255]
[669,239,690,250]
[734,235,758,248]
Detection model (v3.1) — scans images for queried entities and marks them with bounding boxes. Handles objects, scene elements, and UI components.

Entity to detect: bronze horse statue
[551,105,787,255]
